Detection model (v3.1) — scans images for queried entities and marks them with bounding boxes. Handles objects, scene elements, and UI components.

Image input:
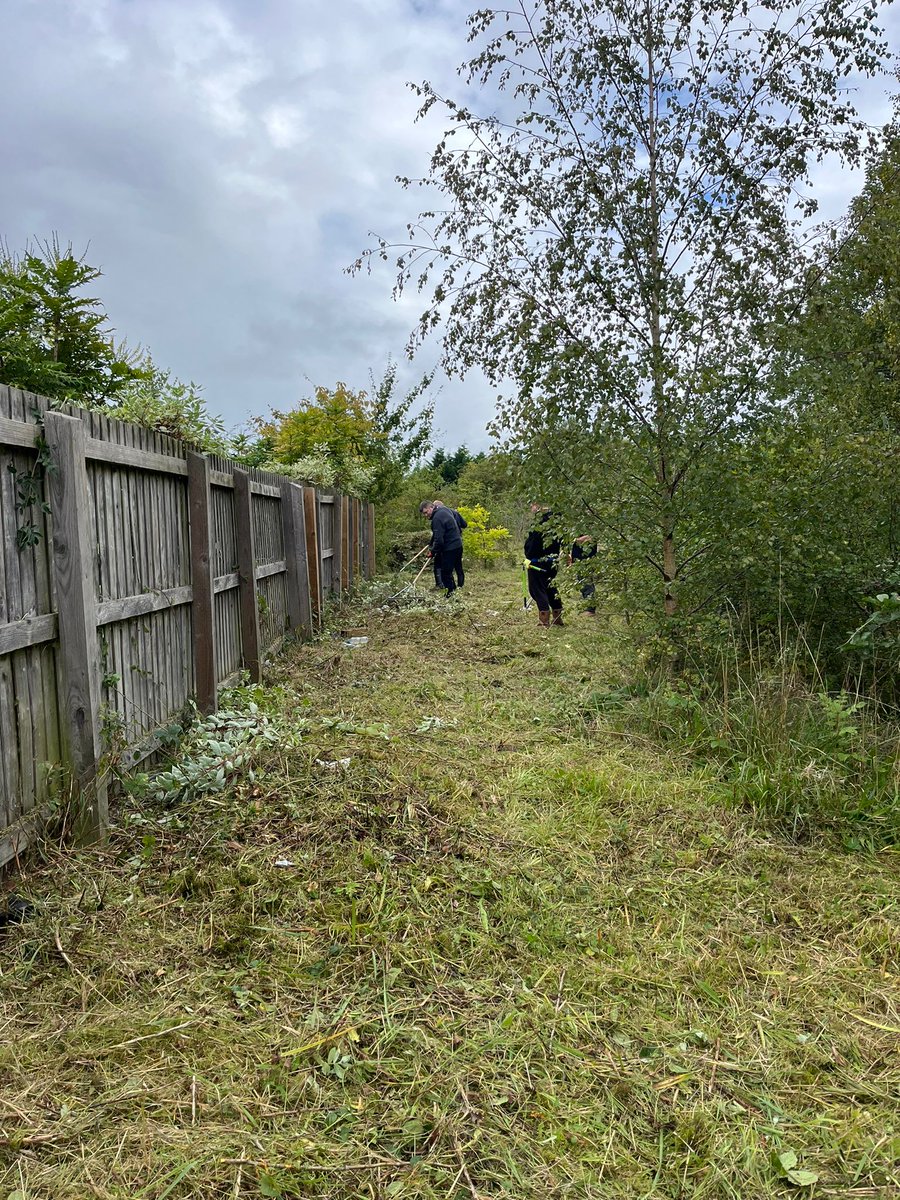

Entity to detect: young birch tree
[362,0,890,619]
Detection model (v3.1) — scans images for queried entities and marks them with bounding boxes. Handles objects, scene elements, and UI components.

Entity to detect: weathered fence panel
[319,491,337,596]
[303,487,322,623]
[0,386,375,866]
[1,389,59,863]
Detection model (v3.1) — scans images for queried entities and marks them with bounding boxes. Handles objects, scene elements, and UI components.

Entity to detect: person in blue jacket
[420,500,464,595]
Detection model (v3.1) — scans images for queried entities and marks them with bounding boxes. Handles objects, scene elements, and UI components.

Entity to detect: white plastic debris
[342,636,369,648]
[315,758,353,771]
[274,857,296,868]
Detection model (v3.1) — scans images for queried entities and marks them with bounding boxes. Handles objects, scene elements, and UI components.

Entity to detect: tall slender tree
[360,0,890,618]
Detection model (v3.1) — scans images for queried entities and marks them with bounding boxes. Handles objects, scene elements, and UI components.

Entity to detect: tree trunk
[645,8,678,617]
[662,525,677,617]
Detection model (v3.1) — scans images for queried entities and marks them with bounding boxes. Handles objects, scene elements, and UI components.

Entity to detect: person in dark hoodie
[431,503,468,589]
[420,499,464,595]
[524,504,564,627]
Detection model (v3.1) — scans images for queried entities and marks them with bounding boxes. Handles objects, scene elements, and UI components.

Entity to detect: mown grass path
[1,571,898,1198]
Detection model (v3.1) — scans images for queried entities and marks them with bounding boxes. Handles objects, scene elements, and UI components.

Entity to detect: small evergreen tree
[0,237,142,402]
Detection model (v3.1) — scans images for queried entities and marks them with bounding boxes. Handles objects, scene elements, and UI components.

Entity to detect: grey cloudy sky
[2,0,898,451]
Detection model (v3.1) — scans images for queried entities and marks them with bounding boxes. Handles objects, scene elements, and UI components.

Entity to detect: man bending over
[419,500,464,595]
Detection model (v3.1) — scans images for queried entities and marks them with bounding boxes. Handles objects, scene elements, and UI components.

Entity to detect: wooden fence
[0,386,376,867]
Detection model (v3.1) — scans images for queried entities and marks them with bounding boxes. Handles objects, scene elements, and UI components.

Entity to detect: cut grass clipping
[1,570,898,1199]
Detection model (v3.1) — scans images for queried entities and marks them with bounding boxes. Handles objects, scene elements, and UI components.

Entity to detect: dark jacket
[430,505,464,554]
[452,509,468,530]
[570,538,597,562]
[525,512,561,571]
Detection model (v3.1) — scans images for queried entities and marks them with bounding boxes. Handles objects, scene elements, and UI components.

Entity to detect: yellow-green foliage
[261,383,375,464]
[458,503,510,563]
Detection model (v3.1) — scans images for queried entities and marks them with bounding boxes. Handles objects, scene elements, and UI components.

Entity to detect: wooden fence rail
[0,386,376,867]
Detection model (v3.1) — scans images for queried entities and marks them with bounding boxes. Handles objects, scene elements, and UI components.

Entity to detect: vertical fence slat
[348,499,356,588]
[349,499,357,587]
[330,492,342,596]
[188,452,216,714]
[303,487,322,624]
[352,499,361,581]
[367,503,376,579]
[44,411,108,842]
[233,468,261,682]
[281,481,313,639]
[357,501,363,579]
[341,496,350,592]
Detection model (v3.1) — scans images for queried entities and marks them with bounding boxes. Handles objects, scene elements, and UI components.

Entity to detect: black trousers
[527,567,561,611]
[432,551,443,587]
[440,547,464,593]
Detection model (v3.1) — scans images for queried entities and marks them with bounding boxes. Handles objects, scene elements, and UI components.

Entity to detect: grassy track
[1,569,897,1198]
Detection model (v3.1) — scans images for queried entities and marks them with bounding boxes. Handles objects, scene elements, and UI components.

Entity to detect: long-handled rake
[387,556,433,603]
[398,543,431,573]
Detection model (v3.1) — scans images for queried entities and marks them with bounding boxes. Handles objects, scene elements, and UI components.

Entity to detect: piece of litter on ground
[274,858,296,868]
[315,757,353,770]
[0,895,36,928]
[342,636,369,648]
[415,716,457,733]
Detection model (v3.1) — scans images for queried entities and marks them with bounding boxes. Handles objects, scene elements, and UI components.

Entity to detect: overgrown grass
[1,570,898,1198]
[586,626,900,847]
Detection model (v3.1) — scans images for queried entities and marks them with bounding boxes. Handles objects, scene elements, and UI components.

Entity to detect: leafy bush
[386,530,430,570]
[846,591,900,655]
[259,445,376,497]
[105,362,230,454]
[0,237,143,403]
[458,504,511,565]
[843,563,900,702]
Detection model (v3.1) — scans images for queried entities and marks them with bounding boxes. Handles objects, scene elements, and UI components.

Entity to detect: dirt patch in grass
[1,571,898,1198]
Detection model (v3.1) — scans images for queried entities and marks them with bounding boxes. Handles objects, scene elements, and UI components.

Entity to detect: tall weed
[599,629,899,847]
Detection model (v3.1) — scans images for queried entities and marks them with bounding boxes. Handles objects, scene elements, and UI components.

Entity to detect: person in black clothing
[430,504,468,589]
[524,504,563,626]
[420,500,464,594]
[569,536,598,615]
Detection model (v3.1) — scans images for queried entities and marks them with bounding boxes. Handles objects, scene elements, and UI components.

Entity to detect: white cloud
[2,0,898,455]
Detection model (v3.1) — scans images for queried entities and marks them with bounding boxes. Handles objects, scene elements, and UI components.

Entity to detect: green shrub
[458,504,511,565]
[386,531,430,570]
[843,563,900,703]
[106,363,230,453]
[128,684,306,807]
